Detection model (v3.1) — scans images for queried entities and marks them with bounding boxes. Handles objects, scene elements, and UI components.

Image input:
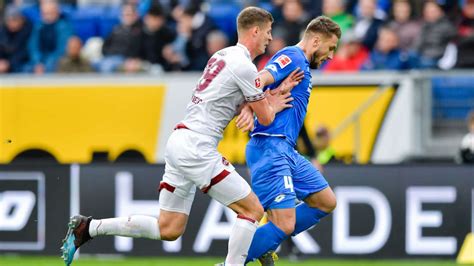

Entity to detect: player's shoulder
[219,46,255,68]
[272,46,305,67]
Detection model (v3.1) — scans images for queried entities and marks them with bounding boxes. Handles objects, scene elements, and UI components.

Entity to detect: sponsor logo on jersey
[254,77,261,88]
[274,194,286,203]
[275,55,292,69]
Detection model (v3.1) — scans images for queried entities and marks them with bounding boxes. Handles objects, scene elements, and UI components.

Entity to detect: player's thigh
[292,153,330,202]
[168,129,234,191]
[304,186,337,213]
[158,161,196,241]
[246,137,295,210]
[159,163,196,215]
[207,170,264,221]
[267,208,296,235]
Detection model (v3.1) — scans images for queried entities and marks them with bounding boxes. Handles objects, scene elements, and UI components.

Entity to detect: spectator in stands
[255,28,287,71]
[0,6,32,73]
[362,27,407,70]
[57,35,92,73]
[459,110,474,164]
[206,30,228,57]
[413,0,456,69]
[455,0,474,68]
[352,0,384,50]
[323,0,354,35]
[140,4,176,71]
[311,125,341,173]
[388,0,422,53]
[275,0,310,45]
[97,3,142,73]
[26,0,72,74]
[172,4,216,71]
[324,30,369,72]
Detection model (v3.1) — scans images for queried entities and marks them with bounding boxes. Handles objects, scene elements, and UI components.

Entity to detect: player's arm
[262,53,304,94]
[231,65,292,126]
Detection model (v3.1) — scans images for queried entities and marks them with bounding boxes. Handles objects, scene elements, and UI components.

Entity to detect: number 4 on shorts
[283,175,294,192]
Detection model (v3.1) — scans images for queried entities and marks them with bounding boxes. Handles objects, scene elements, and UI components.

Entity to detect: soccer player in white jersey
[60,7,303,266]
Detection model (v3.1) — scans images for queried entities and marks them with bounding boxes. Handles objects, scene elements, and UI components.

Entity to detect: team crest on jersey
[255,77,261,88]
[275,55,292,68]
[222,157,230,166]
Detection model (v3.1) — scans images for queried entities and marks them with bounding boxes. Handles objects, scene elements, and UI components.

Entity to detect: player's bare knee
[274,220,295,236]
[239,203,264,222]
[307,196,336,213]
[322,197,337,213]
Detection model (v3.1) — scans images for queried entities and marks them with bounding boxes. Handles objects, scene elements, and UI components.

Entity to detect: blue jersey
[251,46,312,146]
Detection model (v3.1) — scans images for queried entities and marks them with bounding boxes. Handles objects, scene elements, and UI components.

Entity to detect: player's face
[256,22,273,56]
[310,34,339,69]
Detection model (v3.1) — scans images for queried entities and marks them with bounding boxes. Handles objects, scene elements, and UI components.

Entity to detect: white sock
[89,215,160,240]
[225,215,258,265]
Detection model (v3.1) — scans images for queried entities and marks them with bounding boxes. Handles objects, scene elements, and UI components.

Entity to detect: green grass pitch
[0,256,458,266]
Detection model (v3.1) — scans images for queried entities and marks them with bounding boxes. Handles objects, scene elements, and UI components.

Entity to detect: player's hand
[236,105,254,132]
[265,89,293,113]
[272,68,304,95]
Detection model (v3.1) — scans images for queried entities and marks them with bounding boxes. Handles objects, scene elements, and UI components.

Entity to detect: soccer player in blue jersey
[241,16,341,265]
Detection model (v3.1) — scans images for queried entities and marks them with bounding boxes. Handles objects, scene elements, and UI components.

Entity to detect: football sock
[245,221,287,264]
[225,214,259,266]
[89,215,161,240]
[292,203,328,236]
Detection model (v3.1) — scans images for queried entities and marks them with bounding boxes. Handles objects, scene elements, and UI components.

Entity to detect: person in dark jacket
[173,4,216,71]
[362,27,408,70]
[26,0,73,74]
[140,4,176,70]
[353,0,384,50]
[455,0,474,68]
[57,35,93,73]
[97,2,142,73]
[274,0,310,45]
[0,6,32,73]
[413,0,456,69]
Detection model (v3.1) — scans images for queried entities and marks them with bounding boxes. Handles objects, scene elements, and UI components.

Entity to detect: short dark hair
[237,7,273,32]
[147,4,164,17]
[305,16,341,39]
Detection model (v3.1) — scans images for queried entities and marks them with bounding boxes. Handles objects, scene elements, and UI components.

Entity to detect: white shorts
[159,127,251,215]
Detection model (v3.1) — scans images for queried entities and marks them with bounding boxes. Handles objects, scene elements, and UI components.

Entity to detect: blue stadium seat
[432,76,474,120]
[208,3,240,40]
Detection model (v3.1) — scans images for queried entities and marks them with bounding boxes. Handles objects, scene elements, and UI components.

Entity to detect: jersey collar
[236,43,251,60]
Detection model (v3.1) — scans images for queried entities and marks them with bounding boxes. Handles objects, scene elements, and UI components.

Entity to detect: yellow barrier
[0,85,165,163]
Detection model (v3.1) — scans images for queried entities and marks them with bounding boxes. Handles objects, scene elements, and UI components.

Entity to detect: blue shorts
[246,135,329,210]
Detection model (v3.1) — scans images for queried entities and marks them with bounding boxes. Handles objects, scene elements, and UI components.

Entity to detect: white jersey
[180,43,265,138]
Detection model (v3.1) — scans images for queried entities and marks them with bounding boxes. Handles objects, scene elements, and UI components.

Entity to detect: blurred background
[0,0,473,265]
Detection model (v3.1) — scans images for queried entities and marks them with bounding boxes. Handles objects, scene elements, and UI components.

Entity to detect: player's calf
[158,210,188,241]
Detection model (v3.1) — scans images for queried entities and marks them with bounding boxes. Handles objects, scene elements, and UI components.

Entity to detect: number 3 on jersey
[196,58,226,92]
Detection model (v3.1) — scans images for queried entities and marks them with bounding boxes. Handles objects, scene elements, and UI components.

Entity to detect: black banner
[0,164,472,258]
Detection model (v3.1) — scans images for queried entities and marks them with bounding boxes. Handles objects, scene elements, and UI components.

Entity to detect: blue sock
[245,221,287,264]
[292,203,328,236]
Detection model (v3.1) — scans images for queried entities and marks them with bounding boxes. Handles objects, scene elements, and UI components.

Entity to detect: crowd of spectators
[0,0,473,74]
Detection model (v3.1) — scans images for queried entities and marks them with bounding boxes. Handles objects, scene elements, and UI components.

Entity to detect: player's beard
[310,51,322,69]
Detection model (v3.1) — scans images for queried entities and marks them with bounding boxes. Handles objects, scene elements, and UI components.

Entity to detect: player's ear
[313,34,321,49]
[252,25,259,36]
